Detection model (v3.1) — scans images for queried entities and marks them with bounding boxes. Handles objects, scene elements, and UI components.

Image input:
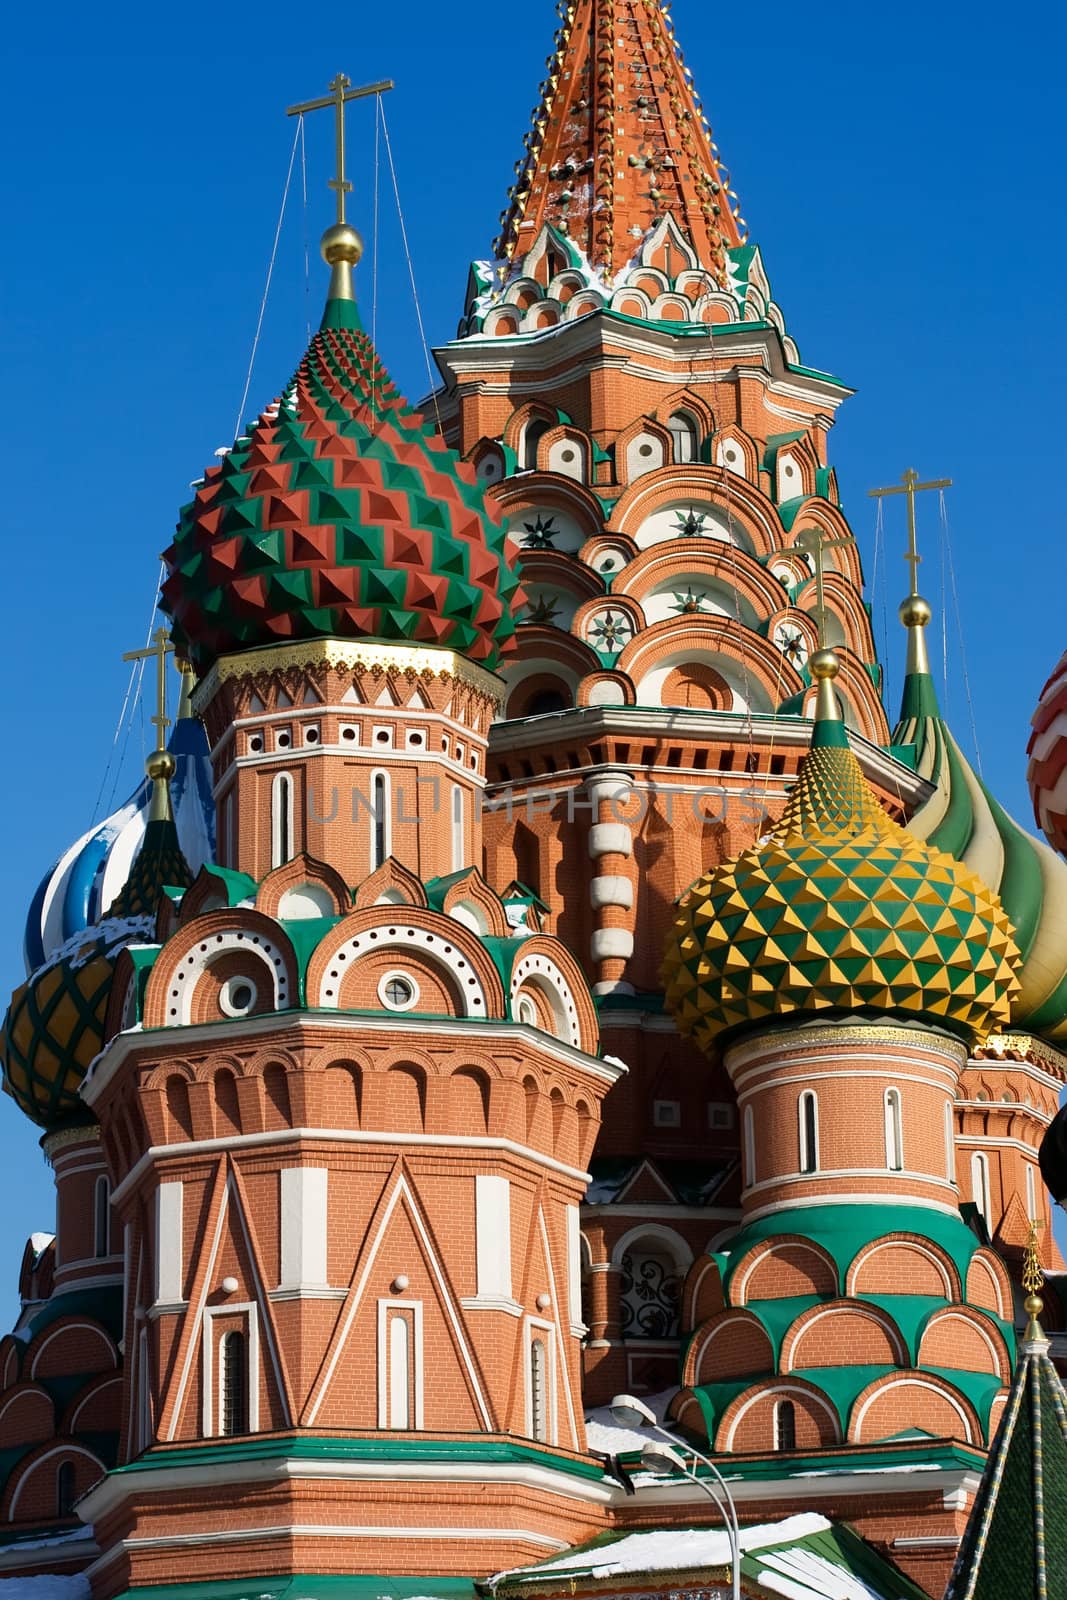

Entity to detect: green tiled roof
[947,1330,1067,1599]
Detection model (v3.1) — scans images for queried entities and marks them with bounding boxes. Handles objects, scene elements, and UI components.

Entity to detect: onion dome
[663,650,1021,1052]
[2,754,194,1130]
[894,601,1067,1043]
[1027,647,1067,860]
[22,666,214,974]
[161,225,521,675]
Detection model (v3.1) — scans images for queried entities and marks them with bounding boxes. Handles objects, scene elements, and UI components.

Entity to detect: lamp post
[610,1394,741,1600]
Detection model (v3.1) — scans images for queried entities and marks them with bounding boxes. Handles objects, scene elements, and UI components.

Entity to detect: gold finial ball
[146,749,176,784]
[809,647,840,682]
[899,593,932,629]
[1025,1292,1045,1318]
[320,223,364,267]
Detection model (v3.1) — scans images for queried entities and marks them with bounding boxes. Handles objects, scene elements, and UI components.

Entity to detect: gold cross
[869,468,952,597]
[287,74,395,226]
[793,526,855,651]
[123,626,174,748]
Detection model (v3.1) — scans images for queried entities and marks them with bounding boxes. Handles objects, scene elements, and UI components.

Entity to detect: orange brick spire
[497,0,746,284]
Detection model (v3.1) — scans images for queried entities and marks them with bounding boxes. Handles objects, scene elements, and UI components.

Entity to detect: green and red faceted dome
[162,299,521,673]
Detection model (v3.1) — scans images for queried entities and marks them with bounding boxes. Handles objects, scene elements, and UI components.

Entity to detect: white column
[475,1175,512,1301]
[155,1183,184,1305]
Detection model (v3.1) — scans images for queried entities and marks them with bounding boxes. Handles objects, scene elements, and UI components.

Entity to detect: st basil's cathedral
[2,4,1067,1598]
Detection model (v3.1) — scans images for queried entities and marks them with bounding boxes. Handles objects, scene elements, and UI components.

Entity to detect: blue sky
[0,0,1064,1302]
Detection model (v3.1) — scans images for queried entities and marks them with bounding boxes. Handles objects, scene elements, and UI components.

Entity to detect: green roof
[947,1331,1067,1599]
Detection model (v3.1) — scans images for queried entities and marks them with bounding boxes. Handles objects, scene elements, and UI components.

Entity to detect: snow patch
[490,1514,831,1584]
[584,1388,675,1455]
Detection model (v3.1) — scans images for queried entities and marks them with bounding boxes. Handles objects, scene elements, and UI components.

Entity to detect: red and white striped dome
[1028,649,1067,859]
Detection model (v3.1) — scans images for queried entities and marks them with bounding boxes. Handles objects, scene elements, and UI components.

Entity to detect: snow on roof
[28,1234,54,1257]
[755,1545,888,1600]
[491,1515,831,1585]
[0,1529,93,1556]
[583,1388,675,1455]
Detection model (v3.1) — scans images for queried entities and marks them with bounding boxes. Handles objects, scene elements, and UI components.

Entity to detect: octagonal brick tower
[74,217,625,1599]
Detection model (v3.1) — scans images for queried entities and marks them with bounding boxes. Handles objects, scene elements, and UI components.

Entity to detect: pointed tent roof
[946,1263,1067,1599]
[893,602,1067,1043]
[497,0,745,284]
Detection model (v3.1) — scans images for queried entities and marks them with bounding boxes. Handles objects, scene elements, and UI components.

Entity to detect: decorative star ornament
[521,514,559,550]
[670,587,710,616]
[774,622,809,668]
[588,609,634,652]
[673,507,707,537]
[525,592,562,626]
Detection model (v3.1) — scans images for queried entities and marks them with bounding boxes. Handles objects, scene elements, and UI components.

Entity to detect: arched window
[371,772,390,870]
[971,1153,992,1227]
[522,419,550,471]
[743,1105,756,1188]
[774,1399,796,1453]
[219,1331,248,1437]
[798,1091,819,1175]
[56,1461,76,1517]
[668,411,699,464]
[271,772,294,868]
[94,1174,111,1258]
[451,784,465,873]
[529,1337,548,1441]
[945,1101,957,1182]
[884,1088,903,1172]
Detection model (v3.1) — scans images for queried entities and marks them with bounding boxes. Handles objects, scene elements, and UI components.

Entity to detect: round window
[639,443,654,458]
[249,734,263,753]
[561,448,576,463]
[220,976,258,1017]
[277,731,291,749]
[305,728,319,745]
[342,727,357,742]
[379,972,419,1013]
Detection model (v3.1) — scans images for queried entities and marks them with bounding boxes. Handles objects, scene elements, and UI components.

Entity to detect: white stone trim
[166,930,291,1026]
[589,876,633,910]
[475,1175,512,1301]
[155,1182,184,1306]
[590,929,634,962]
[743,1191,963,1222]
[510,954,582,1048]
[317,925,486,1017]
[588,823,632,857]
[279,1167,329,1292]
[111,1128,591,1214]
[203,1302,260,1437]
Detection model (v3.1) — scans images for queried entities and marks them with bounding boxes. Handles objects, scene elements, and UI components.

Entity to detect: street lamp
[610,1393,741,1600]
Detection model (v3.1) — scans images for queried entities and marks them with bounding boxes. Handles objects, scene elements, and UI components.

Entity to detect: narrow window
[799,1091,818,1175]
[523,419,549,471]
[530,1337,548,1441]
[945,1101,957,1182]
[56,1462,76,1517]
[371,772,389,870]
[94,1175,111,1258]
[1026,1161,1037,1222]
[271,772,294,868]
[884,1088,903,1172]
[668,411,698,464]
[219,1331,248,1436]
[451,784,465,873]
[389,1315,410,1429]
[775,1399,796,1453]
[971,1153,991,1226]
[743,1105,756,1188]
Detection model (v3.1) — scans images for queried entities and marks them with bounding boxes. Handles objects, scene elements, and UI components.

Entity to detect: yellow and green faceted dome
[663,690,1021,1051]
[162,299,522,674]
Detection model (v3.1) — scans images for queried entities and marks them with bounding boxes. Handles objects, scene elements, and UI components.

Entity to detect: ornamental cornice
[973,1032,1067,1082]
[195,639,505,710]
[42,1123,102,1160]
[726,1019,970,1072]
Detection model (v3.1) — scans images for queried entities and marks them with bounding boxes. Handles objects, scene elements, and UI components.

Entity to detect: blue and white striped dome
[22,708,215,975]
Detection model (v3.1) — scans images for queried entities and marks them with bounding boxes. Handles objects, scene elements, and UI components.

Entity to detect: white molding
[76,1452,617,1523]
[269,1286,348,1302]
[377,1298,424,1429]
[110,1126,593,1212]
[743,1169,958,1198]
[155,1182,184,1306]
[475,1175,512,1300]
[279,1167,329,1291]
[738,1065,957,1098]
[87,1012,621,1112]
[461,1295,524,1318]
[105,1523,570,1557]
[742,1191,962,1222]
